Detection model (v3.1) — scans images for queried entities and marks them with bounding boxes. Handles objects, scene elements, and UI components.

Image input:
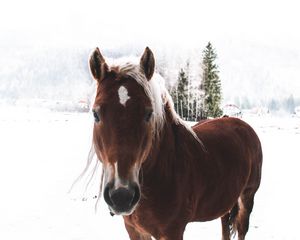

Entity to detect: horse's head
[89,47,160,215]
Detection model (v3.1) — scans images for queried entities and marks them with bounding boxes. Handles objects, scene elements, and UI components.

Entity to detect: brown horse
[88,47,262,240]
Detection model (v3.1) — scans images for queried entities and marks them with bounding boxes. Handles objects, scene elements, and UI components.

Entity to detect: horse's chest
[126,210,158,236]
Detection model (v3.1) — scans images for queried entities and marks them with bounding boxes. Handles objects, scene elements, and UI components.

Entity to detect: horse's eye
[93,109,100,123]
[145,108,153,122]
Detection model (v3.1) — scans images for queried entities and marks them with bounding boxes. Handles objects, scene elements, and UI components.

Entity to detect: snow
[0,108,299,239]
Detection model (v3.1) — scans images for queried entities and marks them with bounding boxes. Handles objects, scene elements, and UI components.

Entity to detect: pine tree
[197,70,206,120]
[285,94,295,113]
[170,85,179,114]
[176,68,189,119]
[191,85,204,121]
[186,60,192,120]
[170,63,190,120]
[268,98,279,112]
[202,42,223,118]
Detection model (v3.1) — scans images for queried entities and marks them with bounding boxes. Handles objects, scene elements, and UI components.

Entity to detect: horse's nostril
[131,185,140,206]
[110,188,134,209]
[104,185,113,207]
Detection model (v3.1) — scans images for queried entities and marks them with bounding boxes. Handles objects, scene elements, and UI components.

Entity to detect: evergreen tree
[191,85,204,121]
[186,60,192,120]
[268,98,279,112]
[170,85,179,114]
[202,42,223,118]
[284,94,295,113]
[170,62,191,120]
[175,68,189,119]
[197,71,206,120]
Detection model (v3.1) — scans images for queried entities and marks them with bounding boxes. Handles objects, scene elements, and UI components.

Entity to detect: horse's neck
[143,119,205,179]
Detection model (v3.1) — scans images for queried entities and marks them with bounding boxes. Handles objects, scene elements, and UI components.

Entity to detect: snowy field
[0,107,299,239]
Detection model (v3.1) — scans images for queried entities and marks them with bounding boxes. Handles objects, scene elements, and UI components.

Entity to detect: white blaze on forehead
[118,86,130,106]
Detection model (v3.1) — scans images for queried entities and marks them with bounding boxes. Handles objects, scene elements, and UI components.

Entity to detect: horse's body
[87,47,262,240]
[124,117,262,240]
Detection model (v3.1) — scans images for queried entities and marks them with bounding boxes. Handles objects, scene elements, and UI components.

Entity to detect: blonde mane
[117,61,204,147]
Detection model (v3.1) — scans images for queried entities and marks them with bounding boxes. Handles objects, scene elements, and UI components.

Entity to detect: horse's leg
[159,236,183,240]
[221,213,231,240]
[221,202,239,240]
[236,191,255,240]
[161,226,185,240]
[124,223,152,240]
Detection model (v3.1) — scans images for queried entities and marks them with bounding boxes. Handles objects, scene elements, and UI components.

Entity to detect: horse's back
[190,117,262,220]
[193,117,262,173]
[193,117,261,162]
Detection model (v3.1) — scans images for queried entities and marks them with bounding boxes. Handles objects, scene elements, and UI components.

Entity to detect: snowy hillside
[216,40,300,107]
[0,47,92,103]
[0,109,299,239]
[0,41,299,112]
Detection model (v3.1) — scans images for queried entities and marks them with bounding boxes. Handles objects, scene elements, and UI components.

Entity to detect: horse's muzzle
[104,182,140,215]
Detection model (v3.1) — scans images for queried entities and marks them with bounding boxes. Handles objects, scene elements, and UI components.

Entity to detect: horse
[88,47,262,240]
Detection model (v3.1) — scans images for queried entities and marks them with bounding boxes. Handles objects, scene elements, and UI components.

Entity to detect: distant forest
[0,44,299,114]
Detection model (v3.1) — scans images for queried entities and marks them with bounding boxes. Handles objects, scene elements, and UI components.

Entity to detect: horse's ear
[89,47,109,82]
[140,47,155,80]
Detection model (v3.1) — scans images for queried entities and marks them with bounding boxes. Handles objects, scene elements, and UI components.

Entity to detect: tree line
[170,42,222,121]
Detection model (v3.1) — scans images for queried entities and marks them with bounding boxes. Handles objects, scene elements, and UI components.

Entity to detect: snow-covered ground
[0,108,299,239]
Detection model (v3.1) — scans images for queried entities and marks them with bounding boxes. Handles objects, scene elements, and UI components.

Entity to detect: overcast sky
[1,0,300,50]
